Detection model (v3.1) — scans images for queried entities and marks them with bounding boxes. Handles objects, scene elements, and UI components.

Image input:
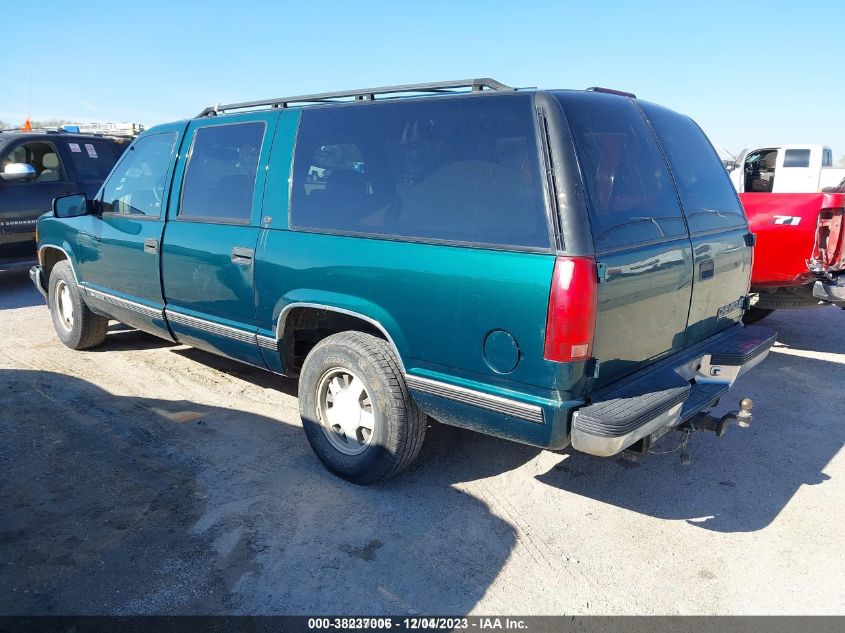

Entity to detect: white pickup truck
[729,144,845,193]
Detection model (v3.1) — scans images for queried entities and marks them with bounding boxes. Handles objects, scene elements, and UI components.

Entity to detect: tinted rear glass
[556,93,686,252]
[180,122,265,223]
[289,94,550,249]
[638,102,746,233]
[64,139,119,180]
[783,149,811,168]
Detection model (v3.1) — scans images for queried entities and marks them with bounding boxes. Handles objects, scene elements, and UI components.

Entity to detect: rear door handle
[231,246,254,265]
[143,238,158,254]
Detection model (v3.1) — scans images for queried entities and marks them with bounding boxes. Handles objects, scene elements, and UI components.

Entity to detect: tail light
[544,256,598,363]
[815,207,844,269]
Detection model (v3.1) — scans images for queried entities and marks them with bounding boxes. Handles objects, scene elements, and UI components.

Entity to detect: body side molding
[406,374,545,424]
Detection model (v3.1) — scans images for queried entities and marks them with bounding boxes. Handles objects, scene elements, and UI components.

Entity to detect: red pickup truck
[741,192,845,322]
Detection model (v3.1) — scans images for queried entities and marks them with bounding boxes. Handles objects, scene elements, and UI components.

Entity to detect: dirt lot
[1,267,843,615]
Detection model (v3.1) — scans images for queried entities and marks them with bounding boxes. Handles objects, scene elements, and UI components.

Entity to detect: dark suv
[32,79,775,483]
[0,130,124,265]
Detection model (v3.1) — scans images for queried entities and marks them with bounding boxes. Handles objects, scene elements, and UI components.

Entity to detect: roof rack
[0,127,69,134]
[586,86,637,99]
[197,78,515,118]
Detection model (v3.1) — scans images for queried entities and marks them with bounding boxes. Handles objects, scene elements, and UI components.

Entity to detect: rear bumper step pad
[571,325,775,457]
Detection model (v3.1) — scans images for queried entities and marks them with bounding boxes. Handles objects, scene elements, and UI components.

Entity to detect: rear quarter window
[555,93,686,252]
[783,149,811,168]
[65,139,120,181]
[638,102,746,233]
[289,94,551,249]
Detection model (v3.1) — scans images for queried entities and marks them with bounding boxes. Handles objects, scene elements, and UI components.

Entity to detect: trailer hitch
[681,398,754,437]
[627,399,754,464]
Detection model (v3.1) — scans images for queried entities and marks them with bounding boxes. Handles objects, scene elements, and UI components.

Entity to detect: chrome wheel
[55,279,74,332]
[316,368,376,455]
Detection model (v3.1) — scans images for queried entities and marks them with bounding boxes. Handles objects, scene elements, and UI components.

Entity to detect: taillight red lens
[544,256,598,363]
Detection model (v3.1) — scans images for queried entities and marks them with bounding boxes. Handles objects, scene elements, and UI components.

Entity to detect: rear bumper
[571,325,776,457]
[29,265,47,298]
[812,278,845,304]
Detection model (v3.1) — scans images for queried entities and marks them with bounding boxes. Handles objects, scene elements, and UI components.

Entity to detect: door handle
[144,238,158,254]
[231,246,254,265]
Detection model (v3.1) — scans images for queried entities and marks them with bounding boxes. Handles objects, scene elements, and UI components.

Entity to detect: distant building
[64,122,145,137]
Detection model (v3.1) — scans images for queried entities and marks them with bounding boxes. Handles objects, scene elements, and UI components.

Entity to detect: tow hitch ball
[683,398,754,437]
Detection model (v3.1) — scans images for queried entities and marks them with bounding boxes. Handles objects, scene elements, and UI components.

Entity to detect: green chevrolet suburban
[31,79,775,484]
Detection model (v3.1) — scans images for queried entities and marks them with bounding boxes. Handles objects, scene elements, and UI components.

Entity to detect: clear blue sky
[2,0,842,158]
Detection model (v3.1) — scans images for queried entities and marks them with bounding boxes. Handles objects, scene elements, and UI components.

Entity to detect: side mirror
[53,193,90,219]
[1,163,37,182]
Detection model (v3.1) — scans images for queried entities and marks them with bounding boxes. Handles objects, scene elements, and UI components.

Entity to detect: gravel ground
[1,267,843,615]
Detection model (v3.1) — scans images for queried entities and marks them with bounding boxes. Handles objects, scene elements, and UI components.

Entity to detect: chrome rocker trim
[164,309,256,345]
[256,335,278,350]
[82,286,163,320]
[406,374,545,424]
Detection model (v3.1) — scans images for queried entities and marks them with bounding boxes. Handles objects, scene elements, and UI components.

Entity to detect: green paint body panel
[592,238,693,387]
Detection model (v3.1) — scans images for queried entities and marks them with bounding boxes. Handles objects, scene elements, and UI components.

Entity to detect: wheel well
[281,307,386,376]
[40,247,69,283]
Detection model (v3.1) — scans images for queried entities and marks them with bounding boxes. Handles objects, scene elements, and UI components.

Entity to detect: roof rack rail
[586,86,637,99]
[197,78,515,118]
[0,127,69,134]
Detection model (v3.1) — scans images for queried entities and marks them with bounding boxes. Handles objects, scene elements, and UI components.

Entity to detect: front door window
[101,132,177,217]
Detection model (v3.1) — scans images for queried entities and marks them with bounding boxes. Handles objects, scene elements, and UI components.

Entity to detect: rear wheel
[48,261,108,350]
[742,307,774,324]
[298,331,426,485]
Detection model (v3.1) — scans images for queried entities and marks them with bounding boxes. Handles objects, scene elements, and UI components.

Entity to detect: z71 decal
[772,215,802,225]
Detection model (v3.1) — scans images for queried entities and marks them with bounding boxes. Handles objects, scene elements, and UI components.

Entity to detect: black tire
[48,260,109,350]
[298,331,426,485]
[742,307,774,324]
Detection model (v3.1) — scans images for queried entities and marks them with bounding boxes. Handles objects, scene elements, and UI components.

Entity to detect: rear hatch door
[638,101,752,347]
[555,93,694,387]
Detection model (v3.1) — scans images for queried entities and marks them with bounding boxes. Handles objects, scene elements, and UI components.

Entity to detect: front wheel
[742,307,774,324]
[298,331,426,485]
[48,260,108,350]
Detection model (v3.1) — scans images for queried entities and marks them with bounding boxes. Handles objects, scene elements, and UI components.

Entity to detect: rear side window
[783,149,811,168]
[556,94,686,251]
[65,139,120,181]
[289,95,550,249]
[822,148,833,167]
[639,102,746,233]
[179,122,265,223]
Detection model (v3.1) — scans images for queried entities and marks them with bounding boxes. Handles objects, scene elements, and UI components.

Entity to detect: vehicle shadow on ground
[0,269,43,310]
[171,347,300,397]
[0,369,529,615]
[120,313,843,536]
[536,311,845,533]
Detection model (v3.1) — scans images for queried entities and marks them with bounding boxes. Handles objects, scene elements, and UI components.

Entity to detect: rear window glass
[289,95,550,249]
[65,139,120,181]
[556,94,686,251]
[783,149,811,168]
[180,122,265,223]
[638,102,746,233]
